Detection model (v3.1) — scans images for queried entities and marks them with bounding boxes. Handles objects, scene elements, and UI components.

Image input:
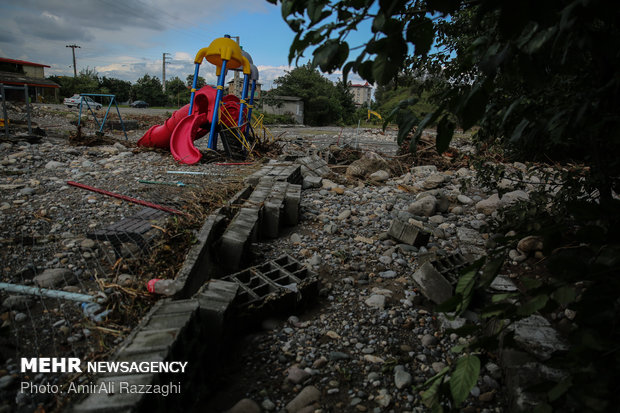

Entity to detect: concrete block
[155,299,199,315]
[220,207,260,270]
[123,329,181,355]
[388,219,430,247]
[262,181,288,238]
[412,262,453,304]
[283,184,301,226]
[302,175,322,189]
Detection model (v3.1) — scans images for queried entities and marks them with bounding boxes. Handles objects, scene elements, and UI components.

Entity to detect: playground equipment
[191,35,250,150]
[138,35,272,165]
[78,93,128,140]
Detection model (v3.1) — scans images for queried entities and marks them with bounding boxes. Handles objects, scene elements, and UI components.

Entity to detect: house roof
[0,57,51,68]
[0,71,59,88]
[270,95,302,101]
[350,82,372,88]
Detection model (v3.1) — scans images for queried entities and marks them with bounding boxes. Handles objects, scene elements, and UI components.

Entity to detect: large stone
[456,227,487,257]
[423,173,446,189]
[394,365,412,389]
[475,194,501,215]
[285,385,321,413]
[286,365,311,384]
[369,169,390,182]
[225,398,261,413]
[407,196,437,217]
[411,165,438,176]
[34,268,75,288]
[365,294,386,309]
[412,262,453,304]
[501,190,530,205]
[2,295,33,310]
[45,161,64,169]
[517,236,543,254]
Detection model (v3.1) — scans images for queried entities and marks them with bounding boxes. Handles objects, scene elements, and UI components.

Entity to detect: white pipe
[0,282,102,303]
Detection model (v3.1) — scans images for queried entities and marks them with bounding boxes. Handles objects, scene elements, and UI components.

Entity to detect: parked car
[63,95,102,110]
[130,100,149,108]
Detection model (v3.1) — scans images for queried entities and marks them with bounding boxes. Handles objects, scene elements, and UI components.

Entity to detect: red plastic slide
[170,113,209,164]
[138,86,247,165]
[137,86,217,149]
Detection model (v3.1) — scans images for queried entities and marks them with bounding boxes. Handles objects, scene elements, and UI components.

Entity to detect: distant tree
[186,74,206,89]
[166,76,189,107]
[270,63,355,126]
[100,77,132,102]
[132,74,166,106]
[334,79,357,124]
[49,67,100,100]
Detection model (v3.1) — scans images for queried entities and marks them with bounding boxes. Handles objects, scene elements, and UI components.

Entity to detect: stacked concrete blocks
[244,162,302,185]
[72,299,199,413]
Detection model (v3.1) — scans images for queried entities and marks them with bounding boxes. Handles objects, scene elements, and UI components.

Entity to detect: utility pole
[162,52,171,92]
[66,44,80,77]
[232,37,240,96]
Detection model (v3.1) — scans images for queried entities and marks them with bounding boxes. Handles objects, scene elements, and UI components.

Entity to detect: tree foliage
[131,74,166,106]
[272,0,620,411]
[269,63,356,125]
[272,0,620,200]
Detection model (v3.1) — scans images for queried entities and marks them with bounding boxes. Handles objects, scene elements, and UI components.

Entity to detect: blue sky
[0,0,368,89]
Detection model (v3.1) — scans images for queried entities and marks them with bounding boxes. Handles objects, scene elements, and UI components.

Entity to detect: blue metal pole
[237,74,250,130]
[188,63,201,115]
[247,79,257,129]
[207,59,228,150]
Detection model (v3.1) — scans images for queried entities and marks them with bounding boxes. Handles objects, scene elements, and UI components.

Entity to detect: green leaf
[477,255,505,288]
[517,294,549,316]
[436,115,455,154]
[434,294,463,313]
[372,13,386,33]
[492,293,518,303]
[396,112,418,146]
[372,57,397,85]
[406,17,435,56]
[552,286,576,306]
[450,355,481,406]
[521,277,543,289]
[421,367,449,410]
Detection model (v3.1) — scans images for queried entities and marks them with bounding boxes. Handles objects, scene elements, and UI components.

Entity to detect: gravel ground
[1,102,536,413]
[200,161,511,413]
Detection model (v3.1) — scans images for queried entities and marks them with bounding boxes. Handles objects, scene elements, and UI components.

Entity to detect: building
[349,82,372,107]
[227,76,262,100]
[0,58,59,102]
[261,96,304,124]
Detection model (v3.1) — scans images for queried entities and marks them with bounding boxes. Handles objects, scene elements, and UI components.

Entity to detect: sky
[0,0,368,90]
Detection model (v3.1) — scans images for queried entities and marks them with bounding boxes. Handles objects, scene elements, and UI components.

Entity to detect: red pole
[67,181,187,216]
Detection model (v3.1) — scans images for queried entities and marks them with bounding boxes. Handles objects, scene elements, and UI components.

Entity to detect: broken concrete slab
[296,154,330,178]
[508,314,569,360]
[387,219,431,247]
[412,262,453,304]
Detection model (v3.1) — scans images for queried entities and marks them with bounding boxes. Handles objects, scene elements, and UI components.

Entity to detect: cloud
[0,0,294,85]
